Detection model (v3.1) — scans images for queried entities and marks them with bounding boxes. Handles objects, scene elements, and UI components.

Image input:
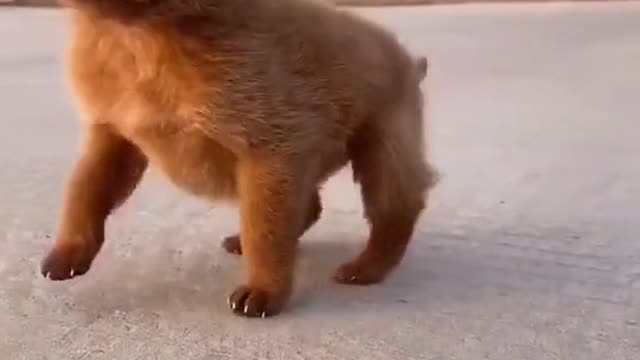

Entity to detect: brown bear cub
[42,0,437,318]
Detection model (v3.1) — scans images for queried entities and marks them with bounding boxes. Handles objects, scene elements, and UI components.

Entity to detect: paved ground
[1,2,640,359]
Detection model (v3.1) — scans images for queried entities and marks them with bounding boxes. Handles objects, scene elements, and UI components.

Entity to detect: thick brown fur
[42,0,437,318]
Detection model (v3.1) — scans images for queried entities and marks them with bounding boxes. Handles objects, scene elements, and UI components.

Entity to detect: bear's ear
[415,56,428,81]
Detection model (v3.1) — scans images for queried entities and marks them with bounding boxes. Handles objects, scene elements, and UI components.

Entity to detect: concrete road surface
[1,2,640,359]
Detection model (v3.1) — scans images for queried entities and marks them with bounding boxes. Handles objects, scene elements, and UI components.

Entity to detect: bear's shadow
[58,228,528,319]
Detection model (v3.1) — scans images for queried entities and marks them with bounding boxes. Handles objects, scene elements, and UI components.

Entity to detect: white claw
[45,272,51,280]
[261,312,266,319]
[232,302,237,311]
[70,269,75,277]
[244,305,249,314]
[350,276,357,281]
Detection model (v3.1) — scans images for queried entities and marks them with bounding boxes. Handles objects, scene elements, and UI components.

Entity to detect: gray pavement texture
[1,2,640,359]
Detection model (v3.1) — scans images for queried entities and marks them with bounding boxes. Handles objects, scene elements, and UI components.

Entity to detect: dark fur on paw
[222,235,242,255]
[333,260,388,285]
[227,285,287,318]
[40,243,96,281]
